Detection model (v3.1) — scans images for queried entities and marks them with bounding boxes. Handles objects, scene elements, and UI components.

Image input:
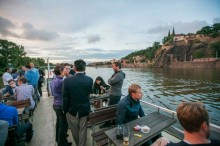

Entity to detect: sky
[0,0,220,63]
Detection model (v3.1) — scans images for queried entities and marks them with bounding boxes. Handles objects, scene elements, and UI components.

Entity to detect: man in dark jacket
[63,59,93,146]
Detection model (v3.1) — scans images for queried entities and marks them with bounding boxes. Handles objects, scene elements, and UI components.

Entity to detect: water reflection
[86,67,220,126]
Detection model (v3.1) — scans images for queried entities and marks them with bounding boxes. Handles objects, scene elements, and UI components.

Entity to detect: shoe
[99,123,110,129]
[68,142,72,146]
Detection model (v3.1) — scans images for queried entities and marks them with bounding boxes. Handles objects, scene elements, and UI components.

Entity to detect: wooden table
[90,94,110,107]
[105,112,176,146]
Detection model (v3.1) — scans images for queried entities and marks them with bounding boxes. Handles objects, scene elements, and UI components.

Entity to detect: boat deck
[25,86,180,146]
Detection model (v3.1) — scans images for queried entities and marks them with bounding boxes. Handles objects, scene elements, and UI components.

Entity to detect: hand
[100,86,106,91]
[4,92,10,97]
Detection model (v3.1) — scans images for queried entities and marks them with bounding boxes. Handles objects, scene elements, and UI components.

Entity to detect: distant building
[173,34,185,41]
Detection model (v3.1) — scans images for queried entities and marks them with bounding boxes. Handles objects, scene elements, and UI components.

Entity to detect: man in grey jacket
[100,61,126,128]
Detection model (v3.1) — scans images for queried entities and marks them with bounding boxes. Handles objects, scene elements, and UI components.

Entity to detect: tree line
[0,39,46,69]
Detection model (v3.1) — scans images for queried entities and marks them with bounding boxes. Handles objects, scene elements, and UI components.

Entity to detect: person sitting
[11,68,19,80]
[2,79,17,97]
[15,77,35,112]
[0,96,33,142]
[92,76,110,108]
[0,120,9,146]
[153,102,220,146]
[116,84,161,146]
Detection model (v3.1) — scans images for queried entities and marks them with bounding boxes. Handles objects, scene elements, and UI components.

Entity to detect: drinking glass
[123,127,130,145]
[116,125,123,140]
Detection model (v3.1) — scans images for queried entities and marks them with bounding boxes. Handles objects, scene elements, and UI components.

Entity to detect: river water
[85,67,220,126]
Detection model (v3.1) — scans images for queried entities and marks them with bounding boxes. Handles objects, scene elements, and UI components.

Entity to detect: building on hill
[173,34,185,41]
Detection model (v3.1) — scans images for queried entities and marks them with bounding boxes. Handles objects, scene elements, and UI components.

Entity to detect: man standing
[100,61,125,128]
[63,59,93,146]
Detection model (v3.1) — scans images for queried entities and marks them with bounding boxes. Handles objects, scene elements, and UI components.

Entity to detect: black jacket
[62,73,93,118]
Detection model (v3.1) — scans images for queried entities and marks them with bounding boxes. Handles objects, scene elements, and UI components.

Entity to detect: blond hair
[177,102,209,132]
[128,84,141,95]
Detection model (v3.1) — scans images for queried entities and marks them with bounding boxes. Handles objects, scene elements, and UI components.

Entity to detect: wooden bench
[88,105,117,146]
[7,98,33,122]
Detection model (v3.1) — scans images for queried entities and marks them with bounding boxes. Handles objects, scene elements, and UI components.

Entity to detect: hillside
[153,35,220,67]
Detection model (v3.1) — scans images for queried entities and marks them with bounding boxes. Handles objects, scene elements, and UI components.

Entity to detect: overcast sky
[0,0,220,63]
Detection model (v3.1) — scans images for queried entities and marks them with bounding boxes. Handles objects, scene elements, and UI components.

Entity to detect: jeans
[0,120,8,146]
[17,122,33,142]
[53,105,68,146]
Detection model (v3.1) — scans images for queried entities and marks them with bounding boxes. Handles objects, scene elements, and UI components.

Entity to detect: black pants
[53,105,69,146]
[107,95,121,125]
[108,95,121,106]
[38,85,42,97]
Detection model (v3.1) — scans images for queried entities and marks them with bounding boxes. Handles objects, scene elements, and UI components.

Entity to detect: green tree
[0,39,26,68]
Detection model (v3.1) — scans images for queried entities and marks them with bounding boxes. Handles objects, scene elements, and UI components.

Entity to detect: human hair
[8,79,15,84]
[18,77,27,84]
[128,84,141,95]
[176,102,209,133]
[5,67,10,72]
[113,62,121,69]
[94,76,107,86]
[74,59,86,71]
[25,65,31,69]
[54,65,64,75]
[12,68,17,74]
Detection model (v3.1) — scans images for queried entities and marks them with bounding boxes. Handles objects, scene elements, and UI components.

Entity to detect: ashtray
[141,125,150,133]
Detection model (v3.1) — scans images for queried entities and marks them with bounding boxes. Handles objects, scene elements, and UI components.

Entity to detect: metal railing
[140,100,220,135]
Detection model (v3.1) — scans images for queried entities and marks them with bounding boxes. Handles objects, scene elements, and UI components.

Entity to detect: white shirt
[2,72,13,86]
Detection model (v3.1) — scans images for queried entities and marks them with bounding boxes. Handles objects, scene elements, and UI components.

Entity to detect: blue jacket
[2,86,14,96]
[0,103,18,127]
[25,69,38,86]
[116,95,145,125]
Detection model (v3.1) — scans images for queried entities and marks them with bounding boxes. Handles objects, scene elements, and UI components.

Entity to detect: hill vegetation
[121,23,220,67]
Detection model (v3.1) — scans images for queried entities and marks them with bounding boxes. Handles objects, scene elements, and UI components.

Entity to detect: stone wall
[169,60,220,68]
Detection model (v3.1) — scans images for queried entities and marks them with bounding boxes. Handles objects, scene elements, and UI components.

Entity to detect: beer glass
[123,127,130,145]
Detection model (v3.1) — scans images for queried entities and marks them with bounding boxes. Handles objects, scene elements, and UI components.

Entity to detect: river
[85,67,220,126]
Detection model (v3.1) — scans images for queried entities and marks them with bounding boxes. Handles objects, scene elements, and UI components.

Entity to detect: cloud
[213,17,220,24]
[0,16,18,37]
[21,22,59,41]
[147,20,208,35]
[87,34,101,43]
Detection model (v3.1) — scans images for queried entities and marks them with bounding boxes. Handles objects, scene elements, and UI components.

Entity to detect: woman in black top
[93,76,110,108]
